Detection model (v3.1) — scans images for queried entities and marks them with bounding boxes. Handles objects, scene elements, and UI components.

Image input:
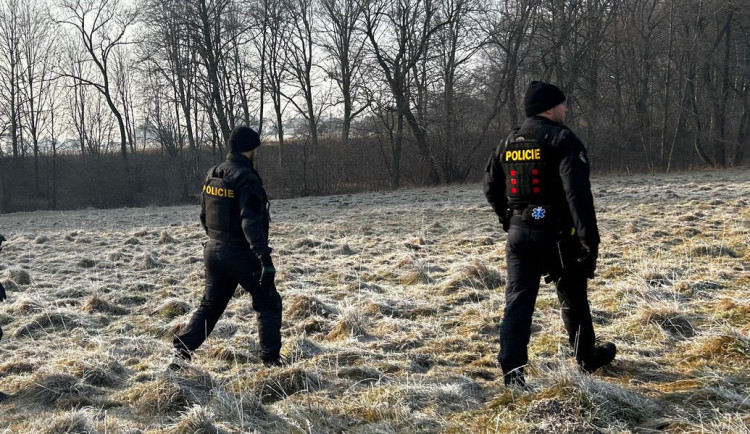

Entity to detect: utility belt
[206,229,249,245]
[509,204,560,230]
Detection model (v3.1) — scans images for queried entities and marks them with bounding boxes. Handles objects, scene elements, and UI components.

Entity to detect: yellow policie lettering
[505,148,541,162]
[203,185,235,198]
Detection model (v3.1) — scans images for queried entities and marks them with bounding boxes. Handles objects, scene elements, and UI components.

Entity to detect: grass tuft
[438,260,504,293]
[159,231,177,244]
[167,405,224,434]
[3,267,31,285]
[119,371,215,415]
[326,306,368,340]
[17,373,94,408]
[285,294,336,320]
[82,295,129,315]
[640,309,696,338]
[256,366,322,404]
[36,410,99,434]
[12,310,86,339]
[155,298,193,319]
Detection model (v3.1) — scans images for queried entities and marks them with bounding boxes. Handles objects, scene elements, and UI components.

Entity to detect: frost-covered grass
[0,169,748,433]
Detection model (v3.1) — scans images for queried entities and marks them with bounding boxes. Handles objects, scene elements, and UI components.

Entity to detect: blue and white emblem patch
[531,206,546,220]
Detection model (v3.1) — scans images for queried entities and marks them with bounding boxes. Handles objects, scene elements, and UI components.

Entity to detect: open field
[0,169,748,433]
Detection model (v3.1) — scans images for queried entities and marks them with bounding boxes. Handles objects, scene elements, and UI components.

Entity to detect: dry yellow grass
[0,169,748,432]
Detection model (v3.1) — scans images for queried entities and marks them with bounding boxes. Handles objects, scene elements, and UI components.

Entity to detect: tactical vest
[500,130,561,225]
[202,166,242,241]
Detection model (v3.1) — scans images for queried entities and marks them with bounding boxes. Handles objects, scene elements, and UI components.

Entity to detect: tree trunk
[51,115,57,210]
[659,1,675,169]
[689,62,713,166]
[712,11,731,168]
[392,112,404,190]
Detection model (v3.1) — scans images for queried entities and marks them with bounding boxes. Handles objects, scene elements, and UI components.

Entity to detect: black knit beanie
[228,126,261,153]
[524,81,566,116]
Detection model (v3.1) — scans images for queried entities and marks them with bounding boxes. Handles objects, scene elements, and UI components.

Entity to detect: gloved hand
[577,243,598,278]
[259,254,276,295]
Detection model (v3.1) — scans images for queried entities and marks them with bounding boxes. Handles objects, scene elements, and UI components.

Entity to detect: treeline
[0,0,747,212]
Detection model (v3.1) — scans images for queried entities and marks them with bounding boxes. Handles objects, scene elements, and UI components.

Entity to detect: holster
[544,231,582,283]
[502,208,512,232]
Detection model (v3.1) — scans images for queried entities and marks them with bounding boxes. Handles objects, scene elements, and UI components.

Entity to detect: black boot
[578,342,616,373]
[168,347,192,372]
[261,352,288,368]
[503,369,527,389]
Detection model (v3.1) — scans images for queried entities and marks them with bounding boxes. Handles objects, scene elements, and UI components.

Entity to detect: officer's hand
[501,218,510,233]
[260,266,276,294]
[0,282,6,302]
[259,254,276,294]
[577,244,598,278]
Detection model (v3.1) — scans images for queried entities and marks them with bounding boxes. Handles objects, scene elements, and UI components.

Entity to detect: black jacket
[484,116,600,248]
[200,153,271,257]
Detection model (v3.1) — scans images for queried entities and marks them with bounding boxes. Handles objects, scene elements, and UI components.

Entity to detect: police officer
[172,126,283,369]
[484,81,615,387]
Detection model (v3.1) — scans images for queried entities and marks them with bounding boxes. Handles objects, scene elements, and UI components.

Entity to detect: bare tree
[258,0,290,160]
[368,82,404,188]
[431,0,485,182]
[142,0,201,176]
[0,0,22,158]
[18,0,56,194]
[361,0,450,185]
[734,10,749,166]
[681,0,720,167]
[46,71,64,209]
[248,0,272,136]
[186,0,235,144]
[319,0,369,145]
[710,8,733,168]
[224,10,257,127]
[56,0,138,174]
[483,0,540,128]
[67,56,88,156]
[285,0,323,148]
[623,0,668,171]
[113,48,138,154]
[142,68,191,199]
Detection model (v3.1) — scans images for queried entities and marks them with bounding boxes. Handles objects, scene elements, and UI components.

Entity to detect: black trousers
[174,240,282,361]
[499,218,596,374]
